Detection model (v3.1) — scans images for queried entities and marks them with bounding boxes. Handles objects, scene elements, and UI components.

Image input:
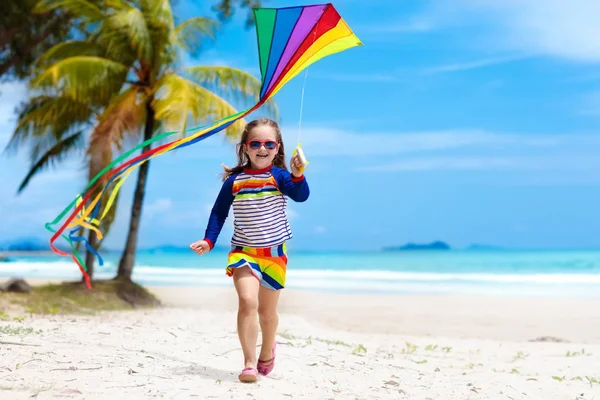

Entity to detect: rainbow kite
[44,3,362,288]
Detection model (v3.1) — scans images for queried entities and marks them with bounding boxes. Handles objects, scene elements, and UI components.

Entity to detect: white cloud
[145,198,173,218]
[283,124,600,178]
[421,55,527,74]
[284,127,567,157]
[356,154,600,173]
[357,157,518,172]
[286,206,299,220]
[433,0,600,62]
[313,73,402,83]
[361,19,433,34]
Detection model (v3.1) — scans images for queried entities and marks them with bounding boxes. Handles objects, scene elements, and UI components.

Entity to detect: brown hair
[221,117,288,181]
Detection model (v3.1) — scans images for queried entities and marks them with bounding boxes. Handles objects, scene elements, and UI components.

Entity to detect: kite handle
[292,143,309,174]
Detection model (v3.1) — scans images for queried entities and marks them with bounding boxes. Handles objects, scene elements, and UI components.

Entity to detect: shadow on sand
[170,364,240,383]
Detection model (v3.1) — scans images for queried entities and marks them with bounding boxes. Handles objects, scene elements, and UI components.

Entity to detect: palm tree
[4,62,122,280]
[23,0,277,282]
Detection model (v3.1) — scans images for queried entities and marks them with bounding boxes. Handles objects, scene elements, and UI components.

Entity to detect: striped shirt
[203,165,310,249]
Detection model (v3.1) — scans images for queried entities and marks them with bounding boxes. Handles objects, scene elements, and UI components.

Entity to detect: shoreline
[3,262,600,301]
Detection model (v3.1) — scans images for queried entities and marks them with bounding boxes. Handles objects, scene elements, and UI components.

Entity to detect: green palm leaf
[34,0,104,23]
[153,73,247,140]
[139,0,176,79]
[5,95,94,155]
[105,0,135,11]
[31,56,129,103]
[174,17,219,57]
[92,26,138,68]
[183,65,279,120]
[16,131,85,194]
[36,40,104,69]
[107,7,153,64]
[141,0,175,33]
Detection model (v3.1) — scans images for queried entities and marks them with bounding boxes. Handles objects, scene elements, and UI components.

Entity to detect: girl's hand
[190,239,210,256]
[290,153,305,177]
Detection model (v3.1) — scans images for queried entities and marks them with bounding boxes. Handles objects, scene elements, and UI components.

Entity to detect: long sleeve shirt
[203,164,310,249]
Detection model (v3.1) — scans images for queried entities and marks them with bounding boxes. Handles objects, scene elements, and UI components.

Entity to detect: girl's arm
[272,167,310,202]
[203,175,235,249]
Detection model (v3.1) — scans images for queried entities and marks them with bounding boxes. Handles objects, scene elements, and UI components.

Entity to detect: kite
[44,3,362,288]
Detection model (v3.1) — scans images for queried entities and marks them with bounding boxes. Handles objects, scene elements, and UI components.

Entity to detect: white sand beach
[2,286,600,399]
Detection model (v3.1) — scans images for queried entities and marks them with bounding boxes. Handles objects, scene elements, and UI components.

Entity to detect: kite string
[298,66,309,145]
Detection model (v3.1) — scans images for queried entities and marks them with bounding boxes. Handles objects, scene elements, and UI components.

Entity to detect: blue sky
[1,0,600,252]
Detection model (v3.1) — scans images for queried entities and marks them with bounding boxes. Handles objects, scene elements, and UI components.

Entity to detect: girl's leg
[257,285,281,364]
[233,267,260,369]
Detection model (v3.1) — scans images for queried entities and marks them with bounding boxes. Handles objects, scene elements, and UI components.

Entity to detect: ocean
[2,248,600,298]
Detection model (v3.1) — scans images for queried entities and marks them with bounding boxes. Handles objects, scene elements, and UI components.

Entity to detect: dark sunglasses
[246,140,278,150]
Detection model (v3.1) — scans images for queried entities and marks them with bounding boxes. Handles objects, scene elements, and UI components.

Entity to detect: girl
[189,117,309,383]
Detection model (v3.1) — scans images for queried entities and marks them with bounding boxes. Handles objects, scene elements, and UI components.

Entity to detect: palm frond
[182,65,279,120]
[106,7,153,65]
[88,87,146,175]
[31,56,129,103]
[174,17,219,57]
[105,0,135,11]
[141,0,175,33]
[34,0,105,23]
[139,0,176,79]
[152,73,247,140]
[36,40,103,69]
[4,95,95,156]
[92,26,138,68]
[16,131,85,194]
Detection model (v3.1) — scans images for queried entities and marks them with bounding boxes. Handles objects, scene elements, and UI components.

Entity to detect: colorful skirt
[226,242,288,290]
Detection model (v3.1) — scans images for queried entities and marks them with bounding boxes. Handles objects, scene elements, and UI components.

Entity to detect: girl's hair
[221,117,288,181]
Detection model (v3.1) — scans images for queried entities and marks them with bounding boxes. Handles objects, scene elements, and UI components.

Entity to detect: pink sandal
[239,367,258,383]
[257,341,277,376]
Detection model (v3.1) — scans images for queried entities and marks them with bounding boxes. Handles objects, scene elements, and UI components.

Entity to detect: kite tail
[45,105,260,286]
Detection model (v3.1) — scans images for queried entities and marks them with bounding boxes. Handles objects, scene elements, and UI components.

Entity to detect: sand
[1,286,600,399]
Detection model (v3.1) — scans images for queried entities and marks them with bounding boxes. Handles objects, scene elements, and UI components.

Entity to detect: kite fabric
[44,3,362,289]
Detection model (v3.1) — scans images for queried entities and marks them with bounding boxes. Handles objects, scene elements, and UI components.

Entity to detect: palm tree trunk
[115,100,155,281]
[83,228,97,281]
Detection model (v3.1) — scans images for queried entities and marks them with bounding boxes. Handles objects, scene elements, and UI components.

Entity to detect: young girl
[189,117,309,383]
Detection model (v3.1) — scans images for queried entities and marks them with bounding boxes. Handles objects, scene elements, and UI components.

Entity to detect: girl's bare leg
[258,285,281,363]
[233,267,260,369]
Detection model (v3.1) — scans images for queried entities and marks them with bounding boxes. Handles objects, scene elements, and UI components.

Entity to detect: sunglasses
[246,140,278,150]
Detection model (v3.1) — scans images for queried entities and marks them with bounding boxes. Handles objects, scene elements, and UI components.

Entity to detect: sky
[1,0,600,252]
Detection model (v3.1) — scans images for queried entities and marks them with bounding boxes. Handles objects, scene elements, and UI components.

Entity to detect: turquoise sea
[2,248,600,298]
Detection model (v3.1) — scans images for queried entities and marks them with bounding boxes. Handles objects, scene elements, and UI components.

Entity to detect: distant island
[0,237,61,252]
[383,241,451,251]
[0,236,511,256]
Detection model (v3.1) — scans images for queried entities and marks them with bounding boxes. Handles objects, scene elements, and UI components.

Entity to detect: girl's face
[244,125,279,170]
